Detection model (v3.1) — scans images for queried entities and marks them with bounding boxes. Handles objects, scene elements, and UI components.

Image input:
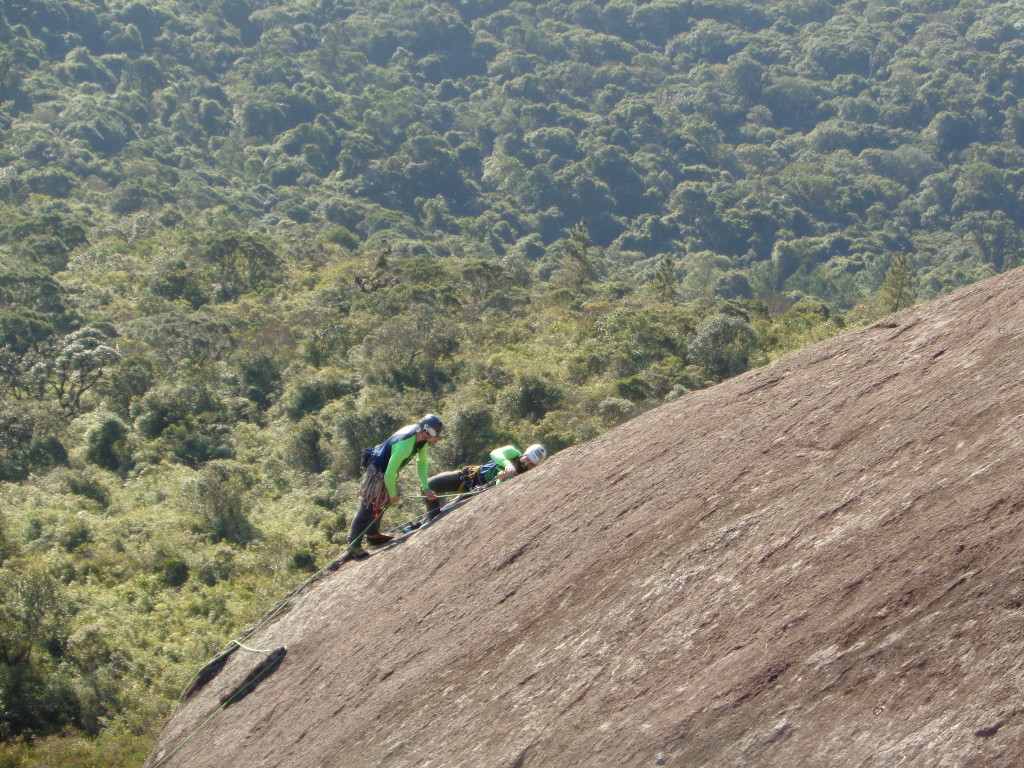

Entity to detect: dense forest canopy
[2,0,1023,764]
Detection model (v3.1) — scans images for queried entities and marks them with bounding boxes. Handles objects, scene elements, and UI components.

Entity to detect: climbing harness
[458,464,487,489]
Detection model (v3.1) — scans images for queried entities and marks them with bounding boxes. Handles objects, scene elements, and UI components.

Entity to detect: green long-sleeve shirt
[483,445,522,483]
[370,424,431,497]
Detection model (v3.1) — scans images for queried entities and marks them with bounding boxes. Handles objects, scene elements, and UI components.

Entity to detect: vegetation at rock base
[2,0,1023,763]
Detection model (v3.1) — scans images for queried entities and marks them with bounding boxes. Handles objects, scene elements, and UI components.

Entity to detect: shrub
[320,512,348,543]
[496,374,562,422]
[431,400,507,468]
[183,461,259,545]
[324,404,402,477]
[154,557,189,587]
[132,383,236,468]
[0,403,68,482]
[236,351,282,410]
[533,410,601,453]
[56,519,93,552]
[688,314,759,380]
[61,469,110,508]
[0,518,13,565]
[146,260,210,309]
[196,546,235,586]
[284,416,327,475]
[279,368,358,420]
[0,567,82,740]
[598,397,635,425]
[324,226,359,249]
[614,375,652,402]
[289,551,316,572]
[166,422,235,468]
[84,415,131,472]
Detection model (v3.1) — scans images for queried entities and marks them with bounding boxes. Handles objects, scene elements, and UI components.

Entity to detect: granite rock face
[148,268,1024,768]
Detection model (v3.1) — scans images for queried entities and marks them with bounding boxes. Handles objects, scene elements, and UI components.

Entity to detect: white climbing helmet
[523,444,547,466]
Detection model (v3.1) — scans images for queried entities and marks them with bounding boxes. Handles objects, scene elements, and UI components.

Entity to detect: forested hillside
[2,0,1023,764]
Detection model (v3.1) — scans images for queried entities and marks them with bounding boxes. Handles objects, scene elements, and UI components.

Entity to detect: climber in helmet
[346,414,444,559]
[413,442,549,528]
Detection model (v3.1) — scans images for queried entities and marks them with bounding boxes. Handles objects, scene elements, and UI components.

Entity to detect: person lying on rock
[347,414,443,559]
[410,443,548,529]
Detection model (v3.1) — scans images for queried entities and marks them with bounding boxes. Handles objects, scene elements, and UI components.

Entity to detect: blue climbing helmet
[418,413,444,438]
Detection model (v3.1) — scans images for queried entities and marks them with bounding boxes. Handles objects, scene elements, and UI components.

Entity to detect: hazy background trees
[3,0,1024,763]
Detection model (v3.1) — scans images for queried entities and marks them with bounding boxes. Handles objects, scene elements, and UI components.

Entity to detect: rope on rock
[152,646,287,768]
[157,481,496,767]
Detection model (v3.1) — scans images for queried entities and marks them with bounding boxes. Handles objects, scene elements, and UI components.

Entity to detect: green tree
[689,313,759,380]
[0,45,28,105]
[497,374,563,422]
[0,261,72,333]
[557,220,598,293]
[953,212,1023,273]
[183,460,258,545]
[0,567,80,739]
[31,327,121,416]
[0,402,67,482]
[651,253,678,301]
[0,310,56,401]
[876,253,915,315]
[84,414,131,472]
[356,311,459,393]
[199,232,282,301]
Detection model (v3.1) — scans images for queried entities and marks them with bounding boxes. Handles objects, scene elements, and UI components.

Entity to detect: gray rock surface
[147,268,1024,768]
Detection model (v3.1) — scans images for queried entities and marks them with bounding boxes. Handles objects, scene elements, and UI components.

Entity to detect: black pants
[348,499,384,546]
[424,471,470,519]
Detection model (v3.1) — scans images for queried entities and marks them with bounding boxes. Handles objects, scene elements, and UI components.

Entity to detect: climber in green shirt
[346,414,443,558]
[414,443,548,527]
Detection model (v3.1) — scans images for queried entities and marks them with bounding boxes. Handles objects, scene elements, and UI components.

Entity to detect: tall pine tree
[651,253,678,301]
[558,220,598,294]
[877,253,915,314]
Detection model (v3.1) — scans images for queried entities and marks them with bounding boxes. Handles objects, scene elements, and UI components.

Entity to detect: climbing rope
[152,645,286,768]
[231,640,275,654]
[158,482,496,767]
[385,484,495,535]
